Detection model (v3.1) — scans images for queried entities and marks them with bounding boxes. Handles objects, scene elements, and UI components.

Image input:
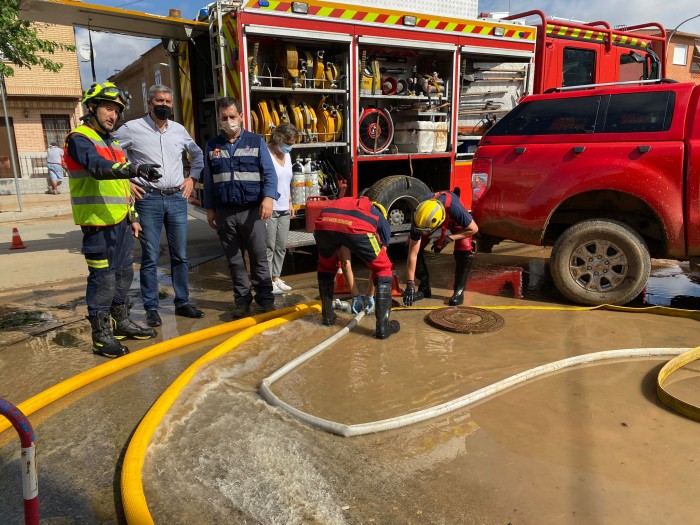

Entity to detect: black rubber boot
[448,251,473,306]
[375,277,400,339]
[416,250,432,298]
[110,303,156,340]
[318,273,336,326]
[89,310,129,358]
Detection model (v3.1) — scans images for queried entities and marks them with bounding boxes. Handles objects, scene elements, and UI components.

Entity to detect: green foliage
[0,0,75,77]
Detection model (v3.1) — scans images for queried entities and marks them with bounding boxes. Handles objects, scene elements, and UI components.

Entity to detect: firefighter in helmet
[313,197,400,339]
[64,82,163,358]
[403,191,478,307]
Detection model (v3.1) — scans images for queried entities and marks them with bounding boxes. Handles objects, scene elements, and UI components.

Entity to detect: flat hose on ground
[657,346,700,421]
[121,304,322,525]
[259,311,366,434]
[258,303,700,437]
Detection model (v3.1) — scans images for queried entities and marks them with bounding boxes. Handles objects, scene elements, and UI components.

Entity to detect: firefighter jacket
[202,129,278,209]
[314,197,391,245]
[65,125,130,226]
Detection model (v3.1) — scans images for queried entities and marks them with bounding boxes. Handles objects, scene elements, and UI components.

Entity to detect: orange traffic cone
[391,266,403,297]
[333,264,351,296]
[9,227,27,250]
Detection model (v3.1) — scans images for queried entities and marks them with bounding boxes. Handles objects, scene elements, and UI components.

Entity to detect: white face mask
[221,120,240,135]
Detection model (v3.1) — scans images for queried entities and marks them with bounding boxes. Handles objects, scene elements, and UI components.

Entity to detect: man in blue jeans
[112,84,205,327]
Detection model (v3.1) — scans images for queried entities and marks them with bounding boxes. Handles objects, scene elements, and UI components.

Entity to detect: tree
[0,0,75,77]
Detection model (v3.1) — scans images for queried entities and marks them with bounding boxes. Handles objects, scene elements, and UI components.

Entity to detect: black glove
[431,236,452,254]
[137,163,162,182]
[403,281,416,307]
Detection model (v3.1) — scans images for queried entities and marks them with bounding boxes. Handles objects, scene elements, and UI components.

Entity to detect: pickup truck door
[475,91,686,253]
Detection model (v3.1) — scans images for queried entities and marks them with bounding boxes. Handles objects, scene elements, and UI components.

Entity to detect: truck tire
[550,219,650,306]
[364,176,432,228]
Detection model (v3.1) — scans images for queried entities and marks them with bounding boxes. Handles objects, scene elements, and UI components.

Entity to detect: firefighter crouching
[65,82,163,358]
[313,196,400,339]
[403,191,478,307]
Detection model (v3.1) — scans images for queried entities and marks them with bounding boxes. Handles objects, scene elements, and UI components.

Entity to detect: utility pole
[0,72,23,212]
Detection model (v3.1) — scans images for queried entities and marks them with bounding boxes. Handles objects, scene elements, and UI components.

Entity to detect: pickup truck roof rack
[543,78,678,94]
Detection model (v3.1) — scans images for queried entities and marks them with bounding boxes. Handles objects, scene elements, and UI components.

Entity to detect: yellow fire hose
[0,303,319,435]
[657,346,700,421]
[121,304,321,525]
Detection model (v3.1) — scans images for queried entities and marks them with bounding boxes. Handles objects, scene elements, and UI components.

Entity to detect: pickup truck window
[486,96,601,136]
[601,91,675,133]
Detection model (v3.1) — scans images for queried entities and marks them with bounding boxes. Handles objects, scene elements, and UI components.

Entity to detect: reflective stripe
[212,171,261,184]
[86,258,109,269]
[65,125,129,226]
[233,148,259,157]
[67,169,92,180]
[368,233,381,256]
[213,173,231,184]
[72,196,131,206]
[236,171,262,181]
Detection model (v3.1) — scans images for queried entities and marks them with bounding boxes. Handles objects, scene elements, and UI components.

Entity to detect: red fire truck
[496,10,667,93]
[19,0,666,247]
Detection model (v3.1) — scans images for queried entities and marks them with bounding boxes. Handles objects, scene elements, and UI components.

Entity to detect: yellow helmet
[371,201,388,220]
[413,198,446,235]
[82,82,127,113]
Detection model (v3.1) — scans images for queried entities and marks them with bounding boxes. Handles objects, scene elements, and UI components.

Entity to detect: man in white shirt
[112,84,205,327]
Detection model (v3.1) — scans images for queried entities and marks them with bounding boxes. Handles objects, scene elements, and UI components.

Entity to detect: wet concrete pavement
[2,212,700,524]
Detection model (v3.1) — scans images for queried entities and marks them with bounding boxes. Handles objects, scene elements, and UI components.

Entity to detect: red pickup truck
[470,80,700,305]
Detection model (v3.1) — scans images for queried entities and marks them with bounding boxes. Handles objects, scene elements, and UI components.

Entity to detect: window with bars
[41,115,71,148]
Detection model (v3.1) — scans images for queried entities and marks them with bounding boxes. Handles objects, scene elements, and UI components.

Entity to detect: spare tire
[364,176,432,228]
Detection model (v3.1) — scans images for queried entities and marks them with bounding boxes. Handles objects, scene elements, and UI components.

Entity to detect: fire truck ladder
[208,0,241,99]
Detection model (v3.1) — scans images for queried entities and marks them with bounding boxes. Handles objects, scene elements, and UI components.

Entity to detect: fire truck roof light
[258,0,270,6]
[291,2,309,14]
[403,15,417,26]
[493,26,505,37]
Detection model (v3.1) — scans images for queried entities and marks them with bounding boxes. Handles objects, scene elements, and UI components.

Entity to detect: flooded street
[2,240,700,524]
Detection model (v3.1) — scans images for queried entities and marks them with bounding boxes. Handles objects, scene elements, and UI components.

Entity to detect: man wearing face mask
[203,97,278,318]
[112,84,205,328]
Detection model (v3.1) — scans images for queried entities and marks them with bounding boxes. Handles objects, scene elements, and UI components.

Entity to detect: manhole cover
[426,307,504,334]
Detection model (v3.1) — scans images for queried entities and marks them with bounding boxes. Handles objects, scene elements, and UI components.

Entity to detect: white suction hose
[261,346,689,437]
[259,310,365,435]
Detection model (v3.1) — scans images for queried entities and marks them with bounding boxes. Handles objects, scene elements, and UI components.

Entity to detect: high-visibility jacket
[65,125,130,226]
[314,197,380,236]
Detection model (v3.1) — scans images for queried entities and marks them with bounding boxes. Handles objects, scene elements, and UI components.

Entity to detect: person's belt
[141,185,181,195]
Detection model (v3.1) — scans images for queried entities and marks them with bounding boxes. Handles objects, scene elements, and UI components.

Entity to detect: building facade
[109,43,172,123]
[0,23,82,181]
[666,30,700,83]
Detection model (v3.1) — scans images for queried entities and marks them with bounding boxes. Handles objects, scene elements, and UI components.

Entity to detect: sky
[73,0,700,88]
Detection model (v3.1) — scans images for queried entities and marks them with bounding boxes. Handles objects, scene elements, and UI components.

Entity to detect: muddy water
[3,243,700,523]
[144,305,700,524]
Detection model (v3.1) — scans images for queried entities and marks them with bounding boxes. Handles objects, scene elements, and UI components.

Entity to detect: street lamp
[666,12,700,61]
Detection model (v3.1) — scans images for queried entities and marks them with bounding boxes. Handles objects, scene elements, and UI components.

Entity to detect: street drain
[426,307,504,334]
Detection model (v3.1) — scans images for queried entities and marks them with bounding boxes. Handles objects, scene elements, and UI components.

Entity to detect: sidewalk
[0,193,219,293]
[0,192,72,223]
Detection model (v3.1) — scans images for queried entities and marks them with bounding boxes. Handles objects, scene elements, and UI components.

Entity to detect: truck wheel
[550,219,650,306]
[364,176,432,228]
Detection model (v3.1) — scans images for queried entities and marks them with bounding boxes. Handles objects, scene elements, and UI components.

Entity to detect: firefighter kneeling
[404,191,478,307]
[313,196,400,339]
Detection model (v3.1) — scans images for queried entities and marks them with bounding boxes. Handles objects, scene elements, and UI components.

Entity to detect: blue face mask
[279,144,293,154]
